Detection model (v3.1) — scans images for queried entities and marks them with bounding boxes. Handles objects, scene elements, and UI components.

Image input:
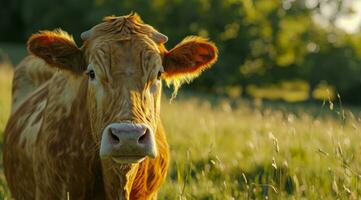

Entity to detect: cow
[3,13,218,200]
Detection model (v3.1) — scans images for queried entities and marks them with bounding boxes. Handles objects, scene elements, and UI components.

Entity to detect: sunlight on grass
[313,82,336,100]
[246,80,310,102]
[246,80,336,102]
[0,61,13,199]
[0,62,13,132]
[159,95,361,199]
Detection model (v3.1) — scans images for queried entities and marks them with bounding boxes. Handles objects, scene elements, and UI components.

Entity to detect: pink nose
[108,124,149,146]
[100,123,157,163]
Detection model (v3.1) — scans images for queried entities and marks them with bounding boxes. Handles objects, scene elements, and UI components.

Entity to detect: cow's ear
[162,36,218,81]
[28,29,86,74]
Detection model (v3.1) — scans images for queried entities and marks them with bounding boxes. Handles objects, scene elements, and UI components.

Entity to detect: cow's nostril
[138,129,149,145]
[109,129,120,145]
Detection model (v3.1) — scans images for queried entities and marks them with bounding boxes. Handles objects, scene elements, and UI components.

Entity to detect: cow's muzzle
[100,122,157,164]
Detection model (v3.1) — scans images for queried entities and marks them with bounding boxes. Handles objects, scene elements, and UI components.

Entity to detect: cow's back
[3,55,56,199]
[3,80,49,199]
[11,55,54,113]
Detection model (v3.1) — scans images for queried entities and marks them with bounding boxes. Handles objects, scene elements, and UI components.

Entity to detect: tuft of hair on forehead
[91,12,156,40]
[103,12,143,24]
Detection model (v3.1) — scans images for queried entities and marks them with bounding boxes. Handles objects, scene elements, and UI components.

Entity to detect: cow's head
[27,13,217,196]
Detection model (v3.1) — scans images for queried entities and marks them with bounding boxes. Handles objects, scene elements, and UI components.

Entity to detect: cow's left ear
[162,36,218,81]
[28,29,86,75]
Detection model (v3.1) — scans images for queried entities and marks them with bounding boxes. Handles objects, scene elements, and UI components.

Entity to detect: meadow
[0,57,361,199]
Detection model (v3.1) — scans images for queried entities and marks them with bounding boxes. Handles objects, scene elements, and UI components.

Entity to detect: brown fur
[3,13,217,200]
[11,55,55,112]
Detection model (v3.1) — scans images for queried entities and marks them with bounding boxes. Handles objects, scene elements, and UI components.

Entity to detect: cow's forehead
[83,14,163,59]
[88,34,160,52]
[83,36,162,83]
[85,34,161,67]
[81,13,165,78]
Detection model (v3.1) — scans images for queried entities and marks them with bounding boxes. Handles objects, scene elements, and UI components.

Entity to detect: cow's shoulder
[12,55,55,113]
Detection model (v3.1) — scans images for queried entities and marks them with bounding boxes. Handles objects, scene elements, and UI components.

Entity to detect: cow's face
[84,34,164,164]
[27,14,217,166]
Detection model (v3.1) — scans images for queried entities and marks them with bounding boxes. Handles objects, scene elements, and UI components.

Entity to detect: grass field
[158,95,361,199]
[0,52,361,199]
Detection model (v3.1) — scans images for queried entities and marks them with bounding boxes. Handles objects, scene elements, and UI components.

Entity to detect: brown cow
[3,13,217,200]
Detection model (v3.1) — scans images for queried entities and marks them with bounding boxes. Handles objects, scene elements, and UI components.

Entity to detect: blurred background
[1,0,361,104]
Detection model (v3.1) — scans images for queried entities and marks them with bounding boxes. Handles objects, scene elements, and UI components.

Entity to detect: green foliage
[0,0,361,103]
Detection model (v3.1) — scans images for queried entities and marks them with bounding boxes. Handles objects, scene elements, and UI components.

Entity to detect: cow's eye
[157,68,164,80]
[157,71,162,80]
[86,70,96,80]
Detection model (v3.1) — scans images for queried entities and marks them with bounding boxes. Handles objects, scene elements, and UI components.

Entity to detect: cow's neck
[102,162,139,200]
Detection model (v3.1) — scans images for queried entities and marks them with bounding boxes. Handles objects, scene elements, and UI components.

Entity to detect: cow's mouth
[111,155,146,164]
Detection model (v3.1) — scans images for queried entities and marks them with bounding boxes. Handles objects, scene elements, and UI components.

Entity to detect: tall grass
[0,62,13,135]
[0,61,13,199]
[0,63,360,199]
[158,95,361,199]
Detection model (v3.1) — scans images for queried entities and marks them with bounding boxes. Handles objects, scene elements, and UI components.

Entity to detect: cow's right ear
[27,29,86,74]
